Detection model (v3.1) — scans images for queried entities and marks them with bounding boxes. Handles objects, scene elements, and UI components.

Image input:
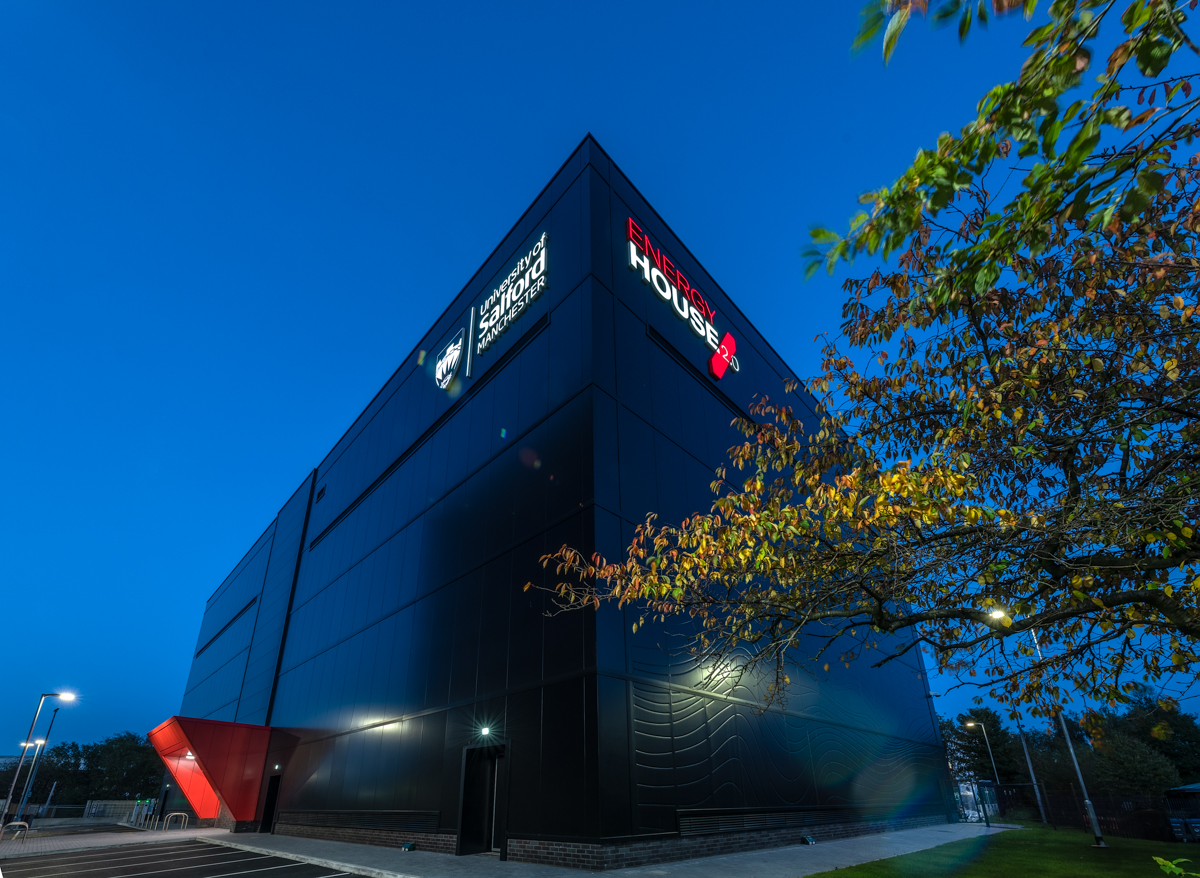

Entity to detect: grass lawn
[803,822,1188,878]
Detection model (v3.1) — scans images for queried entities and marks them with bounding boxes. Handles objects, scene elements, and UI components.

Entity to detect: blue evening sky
[1,1,1056,746]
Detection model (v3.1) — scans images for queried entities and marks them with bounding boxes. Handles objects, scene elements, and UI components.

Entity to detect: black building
[159,136,954,869]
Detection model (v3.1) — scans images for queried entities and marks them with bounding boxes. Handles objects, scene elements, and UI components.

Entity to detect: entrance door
[458,749,497,855]
[260,775,281,833]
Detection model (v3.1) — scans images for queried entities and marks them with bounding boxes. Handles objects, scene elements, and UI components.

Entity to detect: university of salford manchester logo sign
[434,328,464,391]
[431,232,549,393]
[477,232,548,356]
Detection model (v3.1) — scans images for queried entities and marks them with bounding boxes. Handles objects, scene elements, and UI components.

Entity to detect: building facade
[159,136,954,868]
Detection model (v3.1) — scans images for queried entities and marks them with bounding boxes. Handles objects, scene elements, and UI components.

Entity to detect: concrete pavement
[200,822,1018,877]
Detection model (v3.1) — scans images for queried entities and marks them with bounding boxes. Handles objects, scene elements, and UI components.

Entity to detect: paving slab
[0,826,231,860]
[200,822,1016,878]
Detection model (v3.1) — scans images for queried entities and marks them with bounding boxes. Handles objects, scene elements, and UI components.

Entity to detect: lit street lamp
[17,707,60,822]
[2,692,74,821]
[14,738,46,823]
[964,721,1002,787]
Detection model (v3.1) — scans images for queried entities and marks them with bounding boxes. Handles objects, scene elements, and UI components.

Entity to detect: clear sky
[0,1,1045,746]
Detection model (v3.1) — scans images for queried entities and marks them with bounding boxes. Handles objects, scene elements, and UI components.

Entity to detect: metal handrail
[163,812,189,831]
[0,821,29,842]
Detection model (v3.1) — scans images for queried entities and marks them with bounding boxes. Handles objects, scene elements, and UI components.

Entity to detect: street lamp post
[1015,715,1048,823]
[1058,710,1107,847]
[1,692,74,821]
[5,742,37,821]
[1026,630,1107,847]
[17,708,60,822]
[14,739,46,823]
[965,720,1002,821]
[965,721,1002,787]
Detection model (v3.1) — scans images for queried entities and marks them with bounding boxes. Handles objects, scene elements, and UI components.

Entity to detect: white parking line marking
[21,853,266,878]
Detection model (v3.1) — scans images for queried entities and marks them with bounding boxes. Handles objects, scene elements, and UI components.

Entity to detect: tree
[1109,686,1200,782]
[940,707,1027,781]
[936,700,1191,795]
[1093,730,1182,793]
[536,0,1200,725]
[0,733,164,807]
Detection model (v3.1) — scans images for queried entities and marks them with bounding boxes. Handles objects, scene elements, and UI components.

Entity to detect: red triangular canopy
[149,716,270,821]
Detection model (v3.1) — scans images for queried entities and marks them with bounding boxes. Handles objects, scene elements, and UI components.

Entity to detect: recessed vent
[676,804,944,836]
[274,810,439,833]
[315,485,326,503]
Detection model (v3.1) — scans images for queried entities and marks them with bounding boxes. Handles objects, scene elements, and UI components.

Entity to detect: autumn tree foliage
[536,0,1200,725]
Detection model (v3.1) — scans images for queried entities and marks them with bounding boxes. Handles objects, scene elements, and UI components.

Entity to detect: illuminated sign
[434,328,465,391]
[477,232,548,356]
[626,219,738,379]
[432,233,549,392]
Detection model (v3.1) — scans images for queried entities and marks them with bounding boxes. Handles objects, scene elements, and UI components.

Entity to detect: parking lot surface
[0,839,349,878]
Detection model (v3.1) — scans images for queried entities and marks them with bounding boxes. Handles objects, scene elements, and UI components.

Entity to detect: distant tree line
[941,695,1200,798]
[1,732,163,806]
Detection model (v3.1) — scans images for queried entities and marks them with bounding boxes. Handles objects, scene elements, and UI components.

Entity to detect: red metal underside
[148,716,270,821]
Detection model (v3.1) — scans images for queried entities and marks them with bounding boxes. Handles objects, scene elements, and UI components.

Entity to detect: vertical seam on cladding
[265,470,318,727]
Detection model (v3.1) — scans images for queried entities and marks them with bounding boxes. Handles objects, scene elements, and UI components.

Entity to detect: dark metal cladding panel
[177,136,952,846]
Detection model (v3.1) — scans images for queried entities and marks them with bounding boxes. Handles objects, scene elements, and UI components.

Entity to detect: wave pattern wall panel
[630,678,945,835]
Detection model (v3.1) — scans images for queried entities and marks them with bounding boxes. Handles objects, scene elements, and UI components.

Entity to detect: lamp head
[481,727,490,736]
[58,693,75,702]
[34,740,44,745]
[966,722,976,727]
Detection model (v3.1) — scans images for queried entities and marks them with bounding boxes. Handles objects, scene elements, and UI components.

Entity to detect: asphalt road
[0,840,350,878]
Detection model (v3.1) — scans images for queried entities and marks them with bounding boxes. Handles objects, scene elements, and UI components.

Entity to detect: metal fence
[83,800,138,821]
[996,782,1200,843]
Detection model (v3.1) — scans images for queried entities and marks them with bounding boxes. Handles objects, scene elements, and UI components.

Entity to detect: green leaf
[852,1,889,53]
[1023,21,1056,45]
[1135,38,1173,78]
[932,0,963,24]
[1139,170,1166,194]
[958,4,973,41]
[883,6,911,64]
[1119,187,1152,221]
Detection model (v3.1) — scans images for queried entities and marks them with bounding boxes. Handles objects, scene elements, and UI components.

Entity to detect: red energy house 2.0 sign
[626,218,738,379]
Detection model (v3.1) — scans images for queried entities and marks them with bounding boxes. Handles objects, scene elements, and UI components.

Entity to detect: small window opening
[316,485,326,503]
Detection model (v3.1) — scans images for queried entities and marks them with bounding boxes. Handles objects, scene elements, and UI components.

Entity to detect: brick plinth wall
[507,813,950,871]
[273,821,457,855]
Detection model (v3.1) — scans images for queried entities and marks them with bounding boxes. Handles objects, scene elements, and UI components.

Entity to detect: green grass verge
[803,822,1184,878]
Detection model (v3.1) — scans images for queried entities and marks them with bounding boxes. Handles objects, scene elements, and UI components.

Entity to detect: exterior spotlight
[58,693,75,702]
[275,765,281,770]
[481,727,490,736]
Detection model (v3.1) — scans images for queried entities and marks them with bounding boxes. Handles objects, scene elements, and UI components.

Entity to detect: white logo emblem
[434,328,465,391]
